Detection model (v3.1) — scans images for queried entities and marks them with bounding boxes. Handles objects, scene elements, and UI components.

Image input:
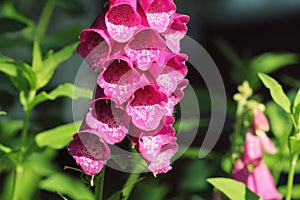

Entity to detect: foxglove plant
[68,0,189,178]
[231,83,282,200]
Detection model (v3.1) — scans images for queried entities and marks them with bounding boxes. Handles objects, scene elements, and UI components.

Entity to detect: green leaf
[0,62,27,91]
[293,90,300,128]
[28,83,92,110]
[180,160,215,191]
[265,102,292,140]
[35,121,81,149]
[15,61,37,89]
[0,17,27,33]
[258,73,291,113]
[207,178,262,200]
[32,39,43,73]
[0,111,6,116]
[35,42,77,89]
[1,2,35,39]
[108,191,126,200]
[248,53,298,89]
[278,185,300,199]
[0,53,14,63]
[39,173,93,200]
[290,135,300,155]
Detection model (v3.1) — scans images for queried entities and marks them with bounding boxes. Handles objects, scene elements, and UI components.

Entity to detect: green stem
[123,172,140,200]
[286,153,299,200]
[11,165,23,200]
[20,109,31,153]
[95,167,105,200]
[35,0,57,39]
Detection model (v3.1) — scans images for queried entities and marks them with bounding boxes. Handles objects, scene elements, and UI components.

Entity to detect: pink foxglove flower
[127,85,168,131]
[97,57,141,105]
[232,160,282,200]
[253,109,270,132]
[162,13,190,53]
[68,130,110,175]
[125,28,166,70]
[106,0,141,43]
[86,98,130,144]
[77,29,111,72]
[70,0,190,176]
[242,130,263,166]
[140,0,176,33]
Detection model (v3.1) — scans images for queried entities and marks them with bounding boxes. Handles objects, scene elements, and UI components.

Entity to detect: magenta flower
[70,0,190,176]
[106,0,141,43]
[253,109,270,132]
[140,0,176,33]
[155,52,188,96]
[162,13,190,53]
[68,130,110,175]
[97,57,141,105]
[77,29,111,72]
[242,130,263,166]
[127,85,168,131]
[232,159,282,200]
[86,98,130,144]
[125,28,166,70]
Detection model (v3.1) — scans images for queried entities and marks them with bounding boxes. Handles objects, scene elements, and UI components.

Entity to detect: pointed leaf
[248,53,298,88]
[258,73,291,113]
[32,39,43,73]
[39,173,93,200]
[265,102,292,140]
[28,83,92,110]
[35,42,77,89]
[293,90,300,127]
[0,111,6,116]
[0,53,14,63]
[35,121,81,149]
[0,62,28,91]
[207,178,262,200]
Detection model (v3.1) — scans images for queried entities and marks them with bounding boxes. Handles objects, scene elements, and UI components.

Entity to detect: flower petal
[88,98,130,144]
[127,85,168,131]
[106,0,141,43]
[125,28,166,70]
[77,29,111,72]
[242,130,263,166]
[140,0,176,32]
[98,57,141,105]
[68,131,110,175]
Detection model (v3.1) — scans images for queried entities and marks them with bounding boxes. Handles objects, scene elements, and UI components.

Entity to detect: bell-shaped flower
[232,159,282,200]
[155,52,188,96]
[243,130,263,166]
[253,109,270,132]
[77,29,111,72]
[125,28,166,70]
[97,57,141,105]
[126,85,168,131]
[86,98,130,144]
[162,13,190,53]
[67,130,110,175]
[106,0,141,43]
[147,139,178,175]
[140,0,176,33]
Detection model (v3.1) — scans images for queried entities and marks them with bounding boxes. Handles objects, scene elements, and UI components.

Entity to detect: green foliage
[28,83,92,110]
[0,111,6,116]
[207,178,262,200]
[278,185,300,199]
[258,73,291,113]
[180,160,215,191]
[35,121,81,149]
[0,18,27,33]
[39,173,94,200]
[215,38,298,89]
[32,42,78,89]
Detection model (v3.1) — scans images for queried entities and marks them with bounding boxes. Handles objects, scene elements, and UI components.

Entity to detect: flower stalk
[286,153,299,200]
